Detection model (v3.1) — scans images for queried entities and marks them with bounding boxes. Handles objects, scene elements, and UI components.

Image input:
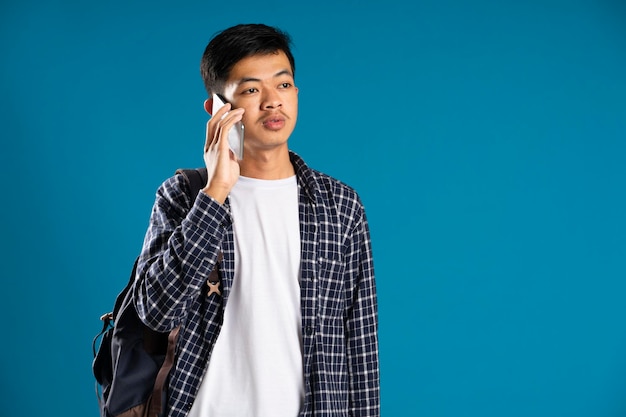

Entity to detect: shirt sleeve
[133,173,230,332]
[345,204,380,416]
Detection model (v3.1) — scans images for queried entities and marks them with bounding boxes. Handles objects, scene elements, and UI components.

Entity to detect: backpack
[92,168,208,417]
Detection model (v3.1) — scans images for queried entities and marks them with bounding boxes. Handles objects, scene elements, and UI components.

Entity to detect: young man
[133,23,379,417]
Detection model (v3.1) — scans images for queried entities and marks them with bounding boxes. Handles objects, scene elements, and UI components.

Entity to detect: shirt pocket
[317,256,346,319]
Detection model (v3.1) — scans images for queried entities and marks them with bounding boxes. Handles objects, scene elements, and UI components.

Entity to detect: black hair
[200,23,295,95]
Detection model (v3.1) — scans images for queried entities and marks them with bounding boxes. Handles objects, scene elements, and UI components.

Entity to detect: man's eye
[279,83,292,89]
[242,88,257,94]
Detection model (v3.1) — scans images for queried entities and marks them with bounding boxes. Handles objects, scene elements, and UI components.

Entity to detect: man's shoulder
[312,169,359,198]
[291,152,363,214]
[153,169,205,213]
[157,170,191,198]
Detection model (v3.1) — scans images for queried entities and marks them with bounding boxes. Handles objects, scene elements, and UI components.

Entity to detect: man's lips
[261,115,286,130]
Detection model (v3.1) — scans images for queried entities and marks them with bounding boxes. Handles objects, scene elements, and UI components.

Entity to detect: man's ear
[204,98,213,115]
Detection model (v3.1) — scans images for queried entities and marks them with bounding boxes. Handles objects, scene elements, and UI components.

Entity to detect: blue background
[1,1,625,416]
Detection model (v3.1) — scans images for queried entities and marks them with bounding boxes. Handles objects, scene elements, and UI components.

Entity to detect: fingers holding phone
[202,99,244,203]
[204,103,243,153]
[210,94,244,160]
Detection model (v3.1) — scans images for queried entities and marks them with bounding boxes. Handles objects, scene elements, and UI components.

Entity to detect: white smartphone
[211,93,244,160]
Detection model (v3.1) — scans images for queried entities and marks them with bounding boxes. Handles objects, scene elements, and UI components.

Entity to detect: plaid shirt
[134,152,379,417]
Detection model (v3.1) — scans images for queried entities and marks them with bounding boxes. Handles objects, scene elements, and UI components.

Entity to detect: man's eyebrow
[237,69,294,85]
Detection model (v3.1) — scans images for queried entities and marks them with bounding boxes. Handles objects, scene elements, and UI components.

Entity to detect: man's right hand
[202,102,244,204]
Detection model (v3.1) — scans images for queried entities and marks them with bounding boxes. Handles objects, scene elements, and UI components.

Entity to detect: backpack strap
[149,326,180,417]
[175,168,208,198]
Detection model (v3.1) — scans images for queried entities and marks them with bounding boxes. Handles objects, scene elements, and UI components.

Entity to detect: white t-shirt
[188,175,303,417]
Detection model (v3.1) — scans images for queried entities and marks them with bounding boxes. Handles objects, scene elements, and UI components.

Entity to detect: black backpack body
[92,168,208,417]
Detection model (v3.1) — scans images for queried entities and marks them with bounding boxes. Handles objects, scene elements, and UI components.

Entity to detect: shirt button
[306,326,314,335]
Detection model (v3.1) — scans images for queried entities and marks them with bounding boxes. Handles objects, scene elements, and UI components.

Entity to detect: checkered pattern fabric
[134,152,379,417]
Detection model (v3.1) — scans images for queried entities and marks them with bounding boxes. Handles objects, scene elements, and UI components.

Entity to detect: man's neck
[239,147,295,180]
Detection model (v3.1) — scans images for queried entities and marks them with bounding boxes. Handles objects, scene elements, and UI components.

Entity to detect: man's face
[222,50,298,154]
